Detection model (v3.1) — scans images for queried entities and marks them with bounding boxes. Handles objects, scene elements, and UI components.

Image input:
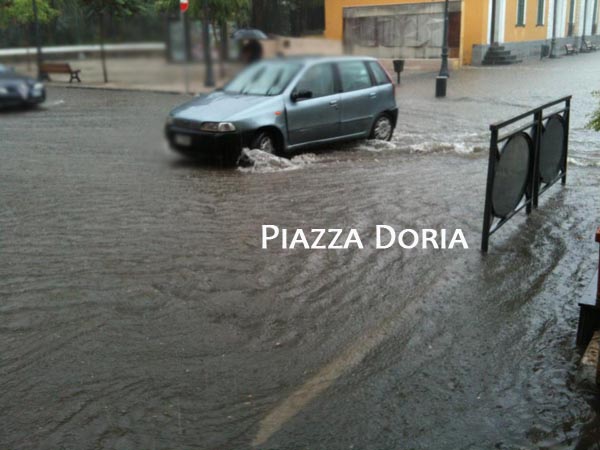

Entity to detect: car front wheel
[370,114,394,141]
[252,131,278,155]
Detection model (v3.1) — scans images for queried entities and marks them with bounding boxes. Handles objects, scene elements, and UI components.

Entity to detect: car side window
[338,61,373,92]
[295,64,335,99]
[367,61,390,86]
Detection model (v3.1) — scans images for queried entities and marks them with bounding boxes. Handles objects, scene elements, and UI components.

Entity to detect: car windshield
[224,61,302,96]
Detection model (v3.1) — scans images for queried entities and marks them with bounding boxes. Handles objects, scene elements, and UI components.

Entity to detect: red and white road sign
[180,0,189,13]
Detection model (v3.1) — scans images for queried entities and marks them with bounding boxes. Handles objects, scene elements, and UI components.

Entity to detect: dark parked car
[0,64,46,108]
[165,56,398,164]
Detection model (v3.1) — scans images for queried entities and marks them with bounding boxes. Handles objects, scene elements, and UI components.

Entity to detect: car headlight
[0,86,8,95]
[33,82,44,90]
[200,122,236,133]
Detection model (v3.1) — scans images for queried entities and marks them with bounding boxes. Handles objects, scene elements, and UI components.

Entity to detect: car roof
[264,55,378,65]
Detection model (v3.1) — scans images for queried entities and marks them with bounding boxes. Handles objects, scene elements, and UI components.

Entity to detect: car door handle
[329,100,338,106]
[369,93,377,98]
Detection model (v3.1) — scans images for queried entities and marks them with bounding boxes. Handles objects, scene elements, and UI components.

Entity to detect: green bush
[588,91,600,132]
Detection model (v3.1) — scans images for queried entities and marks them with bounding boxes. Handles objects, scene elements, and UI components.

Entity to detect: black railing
[481,96,571,252]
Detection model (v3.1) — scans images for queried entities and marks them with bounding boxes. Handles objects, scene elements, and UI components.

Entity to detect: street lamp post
[31,0,43,80]
[202,0,215,87]
[550,0,559,57]
[490,0,497,45]
[439,0,450,78]
[435,0,450,97]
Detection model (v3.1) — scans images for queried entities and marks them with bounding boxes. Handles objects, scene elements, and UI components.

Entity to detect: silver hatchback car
[165,56,398,163]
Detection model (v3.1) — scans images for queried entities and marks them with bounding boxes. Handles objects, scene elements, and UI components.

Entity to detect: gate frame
[481,96,571,252]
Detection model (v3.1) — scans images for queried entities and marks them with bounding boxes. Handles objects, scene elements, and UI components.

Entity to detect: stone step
[486,49,511,57]
[482,58,523,65]
[482,55,517,62]
[482,46,522,66]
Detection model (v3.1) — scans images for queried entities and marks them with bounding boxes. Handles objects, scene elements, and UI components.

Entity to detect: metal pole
[490,0,497,45]
[550,0,559,57]
[581,0,590,50]
[439,0,450,78]
[99,14,108,83]
[180,9,190,94]
[203,0,215,88]
[570,0,577,36]
[532,110,543,209]
[596,227,600,305]
[594,0,599,35]
[481,127,498,253]
[31,0,43,80]
[562,97,571,185]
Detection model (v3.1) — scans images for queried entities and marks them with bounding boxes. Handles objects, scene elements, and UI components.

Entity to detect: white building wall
[487,0,507,43]
[499,0,506,42]
[547,0,570,38]
[585,0,595,34]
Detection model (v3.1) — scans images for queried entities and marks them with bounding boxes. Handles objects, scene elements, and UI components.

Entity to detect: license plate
[175,134,192,147]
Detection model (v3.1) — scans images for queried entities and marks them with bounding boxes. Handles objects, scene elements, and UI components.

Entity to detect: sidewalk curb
[49,82,197,96]
[48,71,437,96]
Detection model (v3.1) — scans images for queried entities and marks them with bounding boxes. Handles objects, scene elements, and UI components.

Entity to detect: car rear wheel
[370,114,394,141]
[252,131,278,155]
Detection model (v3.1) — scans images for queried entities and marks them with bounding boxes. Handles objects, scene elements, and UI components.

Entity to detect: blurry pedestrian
[241,39,263,65]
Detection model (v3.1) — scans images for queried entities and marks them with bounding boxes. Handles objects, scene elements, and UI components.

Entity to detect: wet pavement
[1,54,600,450]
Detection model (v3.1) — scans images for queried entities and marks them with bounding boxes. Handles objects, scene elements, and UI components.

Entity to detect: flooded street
[1,54,600,450]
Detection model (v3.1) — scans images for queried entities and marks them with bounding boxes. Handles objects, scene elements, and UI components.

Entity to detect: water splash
[43,99,65,108]
[568,157,600,167]
[238,148,318,173]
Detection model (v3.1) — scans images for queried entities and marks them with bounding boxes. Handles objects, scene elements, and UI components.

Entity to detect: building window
[537,0,545,25]
[568,0,575,36]
[517,0,526,26]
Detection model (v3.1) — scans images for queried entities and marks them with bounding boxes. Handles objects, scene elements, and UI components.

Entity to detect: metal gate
[481,96,571,252]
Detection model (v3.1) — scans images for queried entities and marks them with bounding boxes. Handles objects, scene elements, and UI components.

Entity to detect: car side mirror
[291,89,313,102]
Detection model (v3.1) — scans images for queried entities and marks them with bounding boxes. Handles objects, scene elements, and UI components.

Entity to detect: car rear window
[338,61,373,92]
[367,61,390,85]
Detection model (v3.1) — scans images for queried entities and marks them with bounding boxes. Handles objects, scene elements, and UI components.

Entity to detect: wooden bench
[40,62,81,83]
[583,40,598,52]
[565,43,579,55]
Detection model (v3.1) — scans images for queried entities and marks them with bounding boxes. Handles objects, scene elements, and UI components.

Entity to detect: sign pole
[180,0,190,94]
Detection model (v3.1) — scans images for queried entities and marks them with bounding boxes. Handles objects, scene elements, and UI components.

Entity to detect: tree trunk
[220,20,229,60]
[99,13,108,83]
[202,0,215,87]
[212,21,227,80]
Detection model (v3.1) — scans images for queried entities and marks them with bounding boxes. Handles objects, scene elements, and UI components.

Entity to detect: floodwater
[1,54,600,450]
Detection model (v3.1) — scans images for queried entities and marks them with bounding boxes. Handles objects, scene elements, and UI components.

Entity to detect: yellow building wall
[461,0,489,66]
[324,0,445,41]
[323,0,559,65]
[503,0,550,42]
[324,0,488,65]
